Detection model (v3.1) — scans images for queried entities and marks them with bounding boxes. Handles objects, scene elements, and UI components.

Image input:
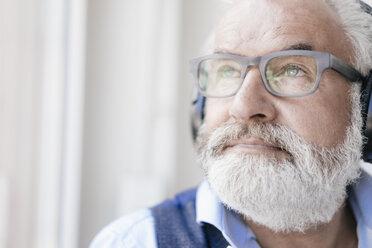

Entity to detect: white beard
[196,86,363,233]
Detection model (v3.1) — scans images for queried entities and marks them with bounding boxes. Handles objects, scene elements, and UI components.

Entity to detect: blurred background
[3,0,372,248]
[0,0,228,247]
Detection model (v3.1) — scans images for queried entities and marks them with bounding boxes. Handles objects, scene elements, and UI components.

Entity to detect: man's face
[198,0,363,233]
[205,0,353,149]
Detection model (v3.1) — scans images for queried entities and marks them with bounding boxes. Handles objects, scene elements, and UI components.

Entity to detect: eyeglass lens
[198,55,318,97]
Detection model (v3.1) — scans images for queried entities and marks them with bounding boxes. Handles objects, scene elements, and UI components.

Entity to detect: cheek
[282,89,351,148]
[204,98,232,131]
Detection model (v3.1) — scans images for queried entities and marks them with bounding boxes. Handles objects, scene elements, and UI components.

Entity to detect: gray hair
[326,0,372,75]
[217,0,372,75]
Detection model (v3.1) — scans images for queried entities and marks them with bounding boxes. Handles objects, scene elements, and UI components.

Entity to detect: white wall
[0,0,41,247]
[0,0,85,247]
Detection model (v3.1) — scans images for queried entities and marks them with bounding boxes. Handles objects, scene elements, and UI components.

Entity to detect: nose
[229,67,277,122]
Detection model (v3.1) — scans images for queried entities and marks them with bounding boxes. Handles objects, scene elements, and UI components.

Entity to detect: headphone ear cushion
[191,93,206,141]
[356,1,372,161]
[362,70,372,161]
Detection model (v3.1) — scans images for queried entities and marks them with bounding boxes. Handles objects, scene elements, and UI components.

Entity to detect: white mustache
[197,119,313,161]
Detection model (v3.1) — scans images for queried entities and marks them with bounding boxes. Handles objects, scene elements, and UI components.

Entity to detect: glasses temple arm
[330,54,364,82]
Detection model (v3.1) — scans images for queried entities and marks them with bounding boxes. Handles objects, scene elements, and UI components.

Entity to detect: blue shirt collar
[196,181,258,248]
[349,163,372,228]
[349,162,372,245]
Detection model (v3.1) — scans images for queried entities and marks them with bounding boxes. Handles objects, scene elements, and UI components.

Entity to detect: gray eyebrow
[213,48,233,54]
[214,43,314,55]
[282,43,314,51]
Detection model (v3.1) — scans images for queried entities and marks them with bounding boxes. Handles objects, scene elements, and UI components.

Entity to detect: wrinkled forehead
[214,0,351,59]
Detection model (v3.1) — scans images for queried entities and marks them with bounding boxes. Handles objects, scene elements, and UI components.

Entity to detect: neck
[244,203,358,248]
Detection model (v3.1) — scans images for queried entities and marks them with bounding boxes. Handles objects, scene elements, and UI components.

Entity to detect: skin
[204,0,358,247]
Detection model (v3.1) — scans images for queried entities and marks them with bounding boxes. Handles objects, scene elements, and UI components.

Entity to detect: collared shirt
[90,162,372,248]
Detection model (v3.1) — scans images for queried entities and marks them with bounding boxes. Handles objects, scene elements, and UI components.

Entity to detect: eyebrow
[213,48,231,54]
[213,42,314,55]
[282,43,314,51]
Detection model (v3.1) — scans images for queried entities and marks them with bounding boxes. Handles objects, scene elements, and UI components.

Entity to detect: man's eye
[286,67,299,76]
[282,65,306,77]
[217,66,240,78]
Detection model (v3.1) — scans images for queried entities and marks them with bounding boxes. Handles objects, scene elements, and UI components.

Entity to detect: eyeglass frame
[189,50,364,98]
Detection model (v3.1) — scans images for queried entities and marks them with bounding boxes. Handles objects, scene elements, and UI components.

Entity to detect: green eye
[286,67,300,76]
[217,65,240,78]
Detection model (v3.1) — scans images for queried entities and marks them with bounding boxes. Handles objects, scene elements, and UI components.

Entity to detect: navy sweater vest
[151,188,231,248]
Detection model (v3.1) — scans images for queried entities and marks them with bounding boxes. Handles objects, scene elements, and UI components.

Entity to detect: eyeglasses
[189,50,364,98]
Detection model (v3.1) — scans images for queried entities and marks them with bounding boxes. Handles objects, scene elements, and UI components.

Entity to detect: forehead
[214,0,352,60]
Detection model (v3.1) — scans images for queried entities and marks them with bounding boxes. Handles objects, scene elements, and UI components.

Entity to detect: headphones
[359,1,372,162]
[191,0,372,161]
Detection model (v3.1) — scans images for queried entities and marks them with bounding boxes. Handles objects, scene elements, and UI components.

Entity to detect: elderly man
[91,0,372,247]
